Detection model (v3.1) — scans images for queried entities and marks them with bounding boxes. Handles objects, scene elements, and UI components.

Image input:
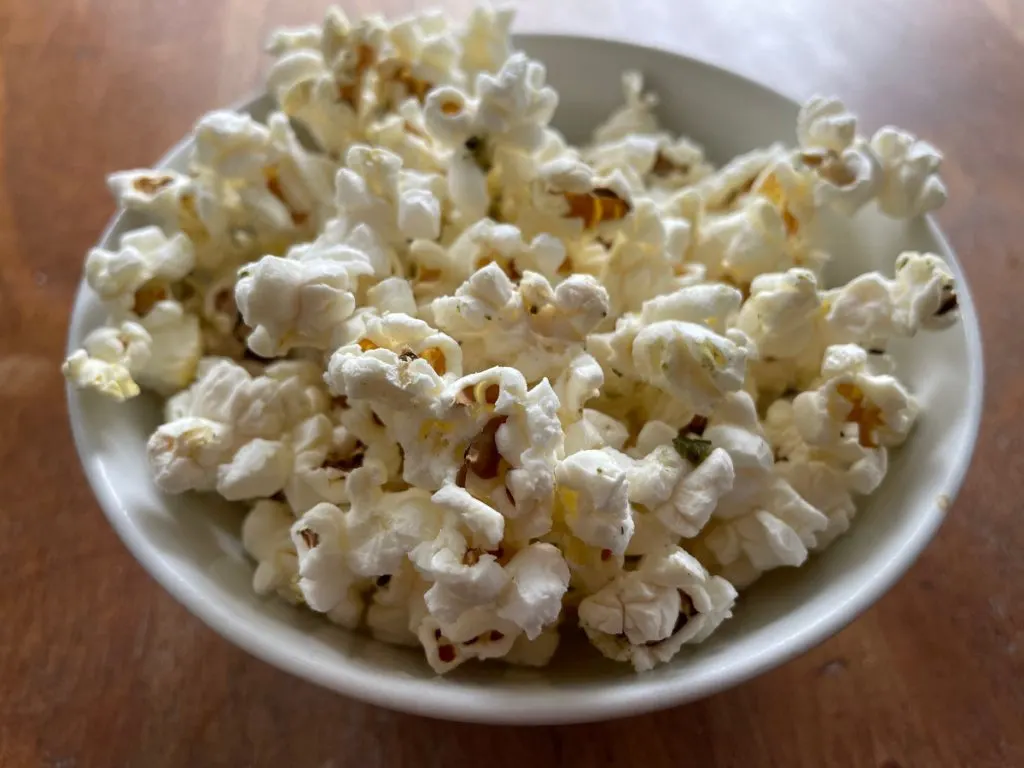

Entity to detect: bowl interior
[67,33,983,723]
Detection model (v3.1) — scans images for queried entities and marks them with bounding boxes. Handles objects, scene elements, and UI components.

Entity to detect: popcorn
[696,144,786,211]
[590,308,750,415]
[578,547,737,671]
[599,198,692,315]
[334,144,445,246]
[554,450,634,557]
[870,127,947,218]
[563,408,629,456]
[431,263,609,382]
[699,475,829,588]
[792,344,918,450]
[72,6,963,676]
[242,499,302,603]
[424,52,558,221]
[591,71,661,144]
[460,4,515,77]
[131,300,203,394]
[627,443,735,538]
[265,7,386,156]
[192,110,336,240]
[693,197,790,286]
[148,358,328,496]
[366,561,423,646]
[234,253,361,357]
[84,227,195,314]
[63,322,151,401]
[517,157,633,242]
[587,73,713,192]
[290,501,365,627]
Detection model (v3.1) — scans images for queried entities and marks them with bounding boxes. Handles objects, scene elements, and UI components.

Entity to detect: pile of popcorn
[64,5,960,674]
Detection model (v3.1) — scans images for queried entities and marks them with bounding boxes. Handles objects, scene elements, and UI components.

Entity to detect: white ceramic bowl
[66,33,983,724]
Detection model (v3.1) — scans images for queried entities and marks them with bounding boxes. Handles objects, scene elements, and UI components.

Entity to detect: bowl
[66,32,984,724]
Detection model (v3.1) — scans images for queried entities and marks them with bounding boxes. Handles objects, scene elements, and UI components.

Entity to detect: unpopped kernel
[65,4,961,674]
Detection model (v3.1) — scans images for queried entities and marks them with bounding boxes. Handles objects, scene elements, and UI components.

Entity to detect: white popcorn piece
[555,450,634,557]
[378,11,460,110]
[797,95,857,154]
[423,52,557,222]
[242,499,302,604]
[345,465,445,580]
[266,8,387,156]
[460,4,516,77]
[147,416,234,494]
[552,352,604,424]
[335,144,445,246]
[700,475,830,588]
[695,143,786,211]
[518,156,633,243]
[503,626,561,667]
[290,501,365,627]
[693,197,790,286]
[106,170,239,270]
[579,546,737,671]
[448,218,567,283]
[890,251,959,332]
[563,408,629,456]
[591,71,661,145]
[132,300,204,395]
[431,263,609,382]
[365,102,446,175]
[366,275,419,315]
[870,126,947,218]
[84,226,195,314]
[62,322,152,401]
[793,344,918,450]
[366,561,423,646]
[494,543,571,640]
[148,358,328,495]
[234,254,360,357]
[216,437,292,501]
[627,444,735,538]
[192,110,336,238]
[411,492,508,623]
[587,74,712,192]
[592,312,749,415]
[600,198,693,316]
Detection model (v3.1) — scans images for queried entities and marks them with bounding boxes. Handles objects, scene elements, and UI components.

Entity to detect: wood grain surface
[1,0,1022,766]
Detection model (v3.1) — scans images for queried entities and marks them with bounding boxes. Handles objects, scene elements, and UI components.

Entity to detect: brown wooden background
[1,0,1022,765]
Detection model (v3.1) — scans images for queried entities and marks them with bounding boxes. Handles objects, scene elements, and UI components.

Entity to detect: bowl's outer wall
[66,33,983,723]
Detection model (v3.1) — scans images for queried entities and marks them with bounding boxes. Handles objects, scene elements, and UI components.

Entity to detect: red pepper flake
[438,644,456,663]
[489,630,504,642]
[600,548,612,561]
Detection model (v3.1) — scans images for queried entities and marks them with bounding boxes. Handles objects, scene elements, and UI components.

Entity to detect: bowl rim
[65,31,985,724]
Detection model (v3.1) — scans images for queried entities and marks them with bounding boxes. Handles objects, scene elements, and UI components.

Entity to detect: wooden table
[2,0,1021,765]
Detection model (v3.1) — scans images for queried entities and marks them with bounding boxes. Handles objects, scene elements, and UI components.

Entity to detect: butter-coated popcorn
[69,5,964,675]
